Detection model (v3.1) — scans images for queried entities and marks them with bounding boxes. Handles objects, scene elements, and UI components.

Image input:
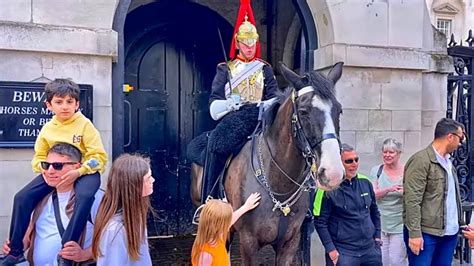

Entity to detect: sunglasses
[40,161,78,171]
[344,157,359,164]
[451,132,466,143]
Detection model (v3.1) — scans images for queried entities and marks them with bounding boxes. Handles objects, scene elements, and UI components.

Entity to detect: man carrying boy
[1,79,107,266]
[2,143,103,265]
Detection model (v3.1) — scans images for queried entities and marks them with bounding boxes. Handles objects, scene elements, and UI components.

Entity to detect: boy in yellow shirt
[0,79,107,266]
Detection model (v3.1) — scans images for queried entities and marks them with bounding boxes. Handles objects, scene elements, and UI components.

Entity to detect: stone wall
[308,1,452,264]
[0,0,117,243]
[308,0,452,175]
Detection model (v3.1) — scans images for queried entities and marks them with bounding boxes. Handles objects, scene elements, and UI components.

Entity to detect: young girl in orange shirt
[191,193,261,265]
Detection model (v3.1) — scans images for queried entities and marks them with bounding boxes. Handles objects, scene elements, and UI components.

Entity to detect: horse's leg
[275,226,302,266]
[239,232,259,266]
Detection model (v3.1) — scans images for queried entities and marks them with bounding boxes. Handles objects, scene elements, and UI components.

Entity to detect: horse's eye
[299,109,309,116]
[302,74,310,85]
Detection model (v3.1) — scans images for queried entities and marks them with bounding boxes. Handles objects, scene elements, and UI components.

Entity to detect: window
[437,19,452,37]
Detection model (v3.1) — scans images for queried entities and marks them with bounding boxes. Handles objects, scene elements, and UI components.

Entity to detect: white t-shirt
[96,214,152,266]
[33,190,104,265]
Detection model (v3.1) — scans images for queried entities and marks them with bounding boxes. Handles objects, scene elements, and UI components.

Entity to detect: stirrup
[192,205,203,225]
[192,196,213,225]
[192,195,229,225]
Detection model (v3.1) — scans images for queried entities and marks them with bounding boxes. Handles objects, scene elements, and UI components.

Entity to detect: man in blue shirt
[313,143,382,266]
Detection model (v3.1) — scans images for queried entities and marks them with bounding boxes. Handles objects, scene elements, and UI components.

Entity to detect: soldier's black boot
[200,152,224,204]
[193,152,225,224]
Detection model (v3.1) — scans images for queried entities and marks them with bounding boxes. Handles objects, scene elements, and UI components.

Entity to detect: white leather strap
[297,86,314,97]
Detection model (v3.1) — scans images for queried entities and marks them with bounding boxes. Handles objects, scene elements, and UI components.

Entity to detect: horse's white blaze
[311,91,345,187]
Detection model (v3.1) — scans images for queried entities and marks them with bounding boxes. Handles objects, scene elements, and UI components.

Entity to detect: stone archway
[112,0,319,158]
[111,0,320,263]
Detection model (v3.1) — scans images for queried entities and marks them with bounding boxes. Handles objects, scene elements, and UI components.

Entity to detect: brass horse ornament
[190,62,345,264]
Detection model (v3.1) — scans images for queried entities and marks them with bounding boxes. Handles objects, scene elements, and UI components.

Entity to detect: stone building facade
[426,0,473,42]
[0,0,455,261]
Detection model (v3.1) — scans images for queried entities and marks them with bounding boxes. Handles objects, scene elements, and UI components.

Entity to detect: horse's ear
[279,62,303,88]
[327,62,344,84]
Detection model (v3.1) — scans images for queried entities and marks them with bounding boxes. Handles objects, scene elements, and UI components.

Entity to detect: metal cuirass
[227,60,264,103]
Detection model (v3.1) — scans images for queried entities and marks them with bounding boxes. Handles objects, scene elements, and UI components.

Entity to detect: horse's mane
[262,88,290,128]
[263,71,336,129]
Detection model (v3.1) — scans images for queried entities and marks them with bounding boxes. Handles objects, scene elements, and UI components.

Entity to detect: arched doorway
[123,1,232,236]
[112,0,318,263]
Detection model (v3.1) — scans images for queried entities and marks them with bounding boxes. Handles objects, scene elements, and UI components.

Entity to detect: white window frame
[436,18,452,38]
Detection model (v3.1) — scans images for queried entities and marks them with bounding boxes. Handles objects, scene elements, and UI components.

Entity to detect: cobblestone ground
[148,235,472,266]
[149,234,301,265]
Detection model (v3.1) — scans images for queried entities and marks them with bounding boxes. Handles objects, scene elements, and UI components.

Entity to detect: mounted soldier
[187,0,278,203]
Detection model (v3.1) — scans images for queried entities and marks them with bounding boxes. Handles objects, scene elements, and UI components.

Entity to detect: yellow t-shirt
[31,112,108,175]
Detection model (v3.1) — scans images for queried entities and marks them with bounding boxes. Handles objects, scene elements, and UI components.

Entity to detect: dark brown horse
[191,62,345,264]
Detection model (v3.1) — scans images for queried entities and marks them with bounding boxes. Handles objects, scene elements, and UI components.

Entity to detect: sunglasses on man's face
[344,157,359,164]
[450,132,466,143]
[40,161,78,171]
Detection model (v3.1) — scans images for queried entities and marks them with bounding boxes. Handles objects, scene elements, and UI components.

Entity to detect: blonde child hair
[191,200,233,263]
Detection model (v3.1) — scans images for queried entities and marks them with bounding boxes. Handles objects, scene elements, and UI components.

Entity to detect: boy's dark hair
[48,142,82,162]
[434,118,464,139]
[44,78,80,103]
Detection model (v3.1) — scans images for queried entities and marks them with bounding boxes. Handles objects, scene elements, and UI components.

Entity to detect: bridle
[250,86,340,216]
[290,86,341,166]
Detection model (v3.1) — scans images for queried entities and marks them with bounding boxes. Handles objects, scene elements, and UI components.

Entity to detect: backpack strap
[52,189,102,234]
[51,190,66,236]
[376,164,384,180]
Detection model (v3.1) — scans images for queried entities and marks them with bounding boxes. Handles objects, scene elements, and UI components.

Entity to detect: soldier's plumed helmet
[236,15,259,46]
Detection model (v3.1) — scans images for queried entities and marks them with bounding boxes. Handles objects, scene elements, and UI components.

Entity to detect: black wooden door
[124,38,213,236]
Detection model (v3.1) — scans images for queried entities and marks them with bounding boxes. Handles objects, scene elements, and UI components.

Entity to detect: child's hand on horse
[58,169,81,188]
[243,192,261,211]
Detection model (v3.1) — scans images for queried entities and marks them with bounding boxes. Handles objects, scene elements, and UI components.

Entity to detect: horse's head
[279,62,345,191]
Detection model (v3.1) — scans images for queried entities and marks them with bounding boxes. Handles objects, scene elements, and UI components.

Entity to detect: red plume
[229,0,261,59]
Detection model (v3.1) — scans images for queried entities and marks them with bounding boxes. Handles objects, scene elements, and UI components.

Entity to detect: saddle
[186,100,280,167]
[191,102,278,224]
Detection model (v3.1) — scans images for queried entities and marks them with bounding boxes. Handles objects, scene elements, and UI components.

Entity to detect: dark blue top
[313,175,381,256]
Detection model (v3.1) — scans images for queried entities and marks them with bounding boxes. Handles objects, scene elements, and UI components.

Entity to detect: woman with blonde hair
[369,138,407,265]
[192,193,261,265]
[92,153,155,265]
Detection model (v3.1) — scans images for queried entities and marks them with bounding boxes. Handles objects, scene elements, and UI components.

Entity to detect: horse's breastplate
[228,60,264,103]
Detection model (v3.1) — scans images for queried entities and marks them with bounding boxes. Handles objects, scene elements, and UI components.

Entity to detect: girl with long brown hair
[191,193,260,266]
[91,153,155,265]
